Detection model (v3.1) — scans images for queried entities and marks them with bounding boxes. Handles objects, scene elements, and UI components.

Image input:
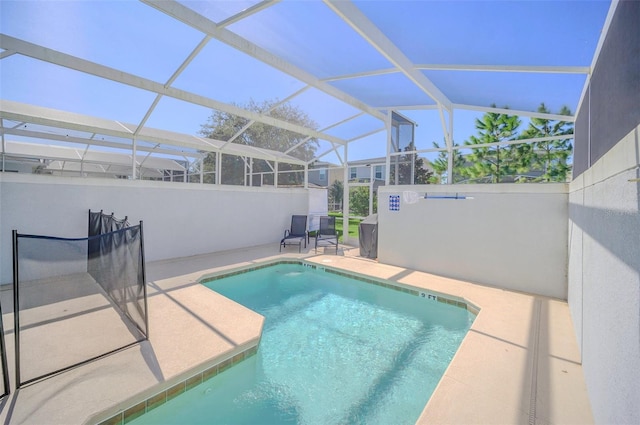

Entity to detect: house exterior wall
[567,2,640,423]
[307,168,329,187]
[0,173,308,285]
[319,163,386,187]
[378,183,569,299]
[568,126,640,425]
[328,167,343,186]
[348,164,385,182]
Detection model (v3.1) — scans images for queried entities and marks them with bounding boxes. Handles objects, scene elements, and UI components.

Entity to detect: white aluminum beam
[135,34,212,135]
[455,134,574,151]
[415,64,590,74]
[447,109,454,184]
[324,0,452,110]
[319,112,366,131]
[310,126,384,165]
[1,101,305,164]
[220,85,311,150]
[2,128,203,158]
[388,146,447,156]
[141,0,386,122]
[321,68,398,82]
[345,126,385,143]
[138,148,156,169]
[0,120,5,171]
[0,34,348,146]
[438,105,450,150]
[374,104,439,111]
[323,64,590,83]
[288,111,366,155]
[4,141,187,171]
[285,135,312,156]
[217,0,280,28]
[313,145,344,163]
[286,111,363,156]
[0,49,15,60]
[132,136,138,179]
[453,103,576,122]
[81,144,91,162]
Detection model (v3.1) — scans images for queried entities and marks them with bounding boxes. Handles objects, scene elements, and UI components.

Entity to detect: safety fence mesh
[0,300,8,398]
[13,215,147,387]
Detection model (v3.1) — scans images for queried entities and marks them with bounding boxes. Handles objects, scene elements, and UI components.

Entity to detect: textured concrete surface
[305,254,593,425]
[0,243,592,424]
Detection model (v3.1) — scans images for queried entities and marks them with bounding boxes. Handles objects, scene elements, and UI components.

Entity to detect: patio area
[1,1,638,423]
[0,243,591,424]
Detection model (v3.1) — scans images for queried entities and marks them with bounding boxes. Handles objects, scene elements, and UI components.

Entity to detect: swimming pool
[130,262,475,424]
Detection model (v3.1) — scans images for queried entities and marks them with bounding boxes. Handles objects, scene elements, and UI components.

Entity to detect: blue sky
[0,0,611,164]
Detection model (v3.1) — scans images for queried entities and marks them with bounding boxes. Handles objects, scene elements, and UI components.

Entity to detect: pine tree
[461,107,521,183]
[430,140,465,184]
[389,142,434,184]
[518,103,573,182]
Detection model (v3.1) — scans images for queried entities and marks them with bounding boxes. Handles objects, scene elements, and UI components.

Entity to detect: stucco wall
[568,125,640,424]
[378,183,568,299]
[0,173,308,285]
[567,1,640,422]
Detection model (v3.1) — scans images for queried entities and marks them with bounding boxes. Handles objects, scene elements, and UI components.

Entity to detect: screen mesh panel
[13,222,147,387]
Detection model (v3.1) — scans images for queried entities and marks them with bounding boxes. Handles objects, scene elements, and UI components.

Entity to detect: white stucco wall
[308,187,328,232]
[0,173,308,285]
[568,125,640,424]
[378,183,569,299]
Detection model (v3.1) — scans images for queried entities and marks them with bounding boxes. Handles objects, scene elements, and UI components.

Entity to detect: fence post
[12,230,21,387]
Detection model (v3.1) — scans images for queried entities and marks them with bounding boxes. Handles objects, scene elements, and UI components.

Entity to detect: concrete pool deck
[0,243,592,424]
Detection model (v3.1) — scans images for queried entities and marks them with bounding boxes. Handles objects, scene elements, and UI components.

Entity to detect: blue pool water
[132,263,474,424]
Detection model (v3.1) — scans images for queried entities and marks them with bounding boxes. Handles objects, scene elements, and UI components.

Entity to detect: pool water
[132,263,474,425]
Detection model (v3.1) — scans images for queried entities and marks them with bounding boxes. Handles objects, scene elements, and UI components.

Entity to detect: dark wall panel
[573,0,640,179]
[573,88,590,178]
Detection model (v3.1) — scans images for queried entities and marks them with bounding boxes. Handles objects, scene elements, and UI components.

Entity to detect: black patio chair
[315,216,338,254]
[280,215,308,252]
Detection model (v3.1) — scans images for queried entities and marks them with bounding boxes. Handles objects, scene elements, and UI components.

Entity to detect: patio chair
[315,216,338,254]
[280,215,308,252]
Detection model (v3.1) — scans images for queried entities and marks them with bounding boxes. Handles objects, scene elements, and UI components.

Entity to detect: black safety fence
[12,217,148,387]
[87,210,147,334]
[89,209,129,236]
[0,297,10,399]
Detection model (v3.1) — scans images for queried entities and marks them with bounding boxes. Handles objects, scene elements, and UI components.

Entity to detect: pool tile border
[99,259,479,425]
[200,259,480,315]
[199,259,302,283]
[321,266,479,314]
[97,346,258,425]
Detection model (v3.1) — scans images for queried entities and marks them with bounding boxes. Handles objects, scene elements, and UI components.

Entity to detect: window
[350,167,357,179]
[375,165,383,179]
[319,169,326,181]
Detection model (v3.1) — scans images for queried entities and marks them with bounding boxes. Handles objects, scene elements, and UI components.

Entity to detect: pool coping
[95,344,259,425]
[94,258,481,425]
[11,244,588,425]
[301,255,593,424]
[200,259,481,316]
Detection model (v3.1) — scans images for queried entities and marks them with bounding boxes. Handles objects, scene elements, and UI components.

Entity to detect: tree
[198,99,319,185]
[389,141,434,184]
[518,103,573,182]
[329,180,343,211]
[430,140,465,184]
[349,186,377,217]
[461,106,521,183]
